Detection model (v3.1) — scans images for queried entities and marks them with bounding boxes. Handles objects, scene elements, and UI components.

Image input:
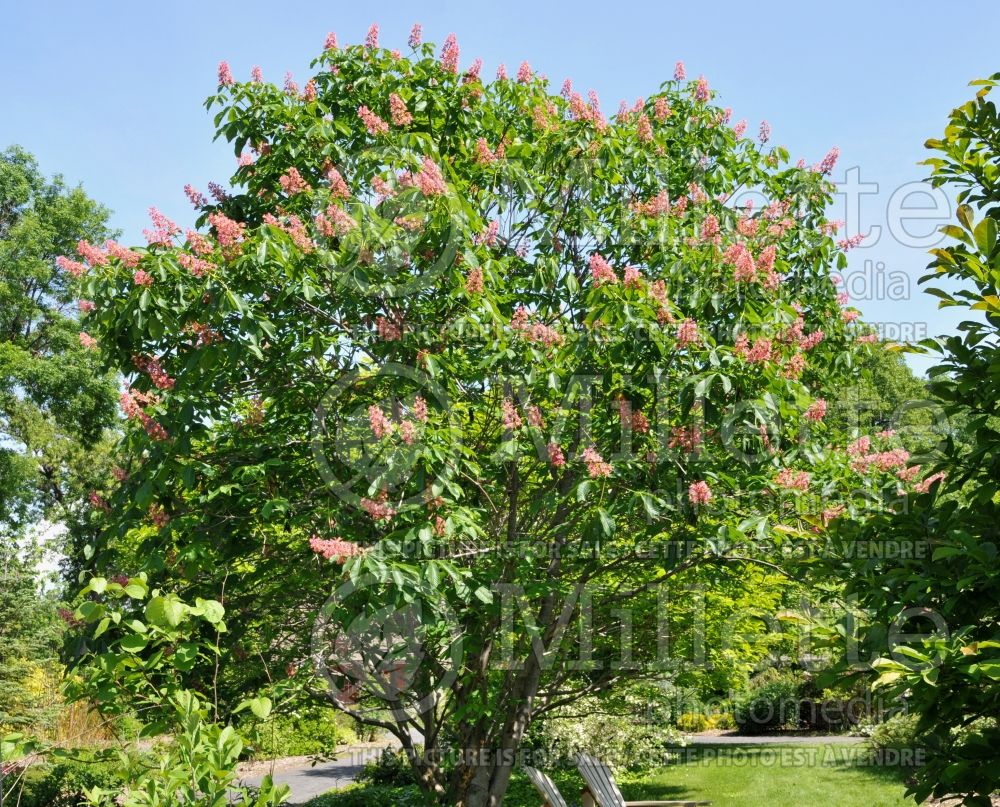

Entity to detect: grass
[305,742,917,806]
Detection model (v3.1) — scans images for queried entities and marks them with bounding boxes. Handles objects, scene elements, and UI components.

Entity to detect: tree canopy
[63,28,941,806]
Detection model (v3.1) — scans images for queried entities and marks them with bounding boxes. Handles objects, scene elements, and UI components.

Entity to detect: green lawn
[618,744,916,807]
[307,743,917,806]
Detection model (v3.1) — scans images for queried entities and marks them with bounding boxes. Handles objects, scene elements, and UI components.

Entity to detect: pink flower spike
[408,23,422,48]
[805,399,827,422]
[365,23,380,49]
[688,481,712,506]
[674,61,686,81]
[439,33,460,74]
[217,61,234,87]
[324,31,339,51]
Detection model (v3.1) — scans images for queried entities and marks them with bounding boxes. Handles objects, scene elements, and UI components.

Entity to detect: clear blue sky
[5,1,999,373]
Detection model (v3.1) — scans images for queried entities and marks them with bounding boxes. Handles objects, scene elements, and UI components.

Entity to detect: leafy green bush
[356,748,418,787]
[867,713,920,753]
[708,712,735,730]
[246,707,357,759]
[524,690,680,772]
[733,673,803,734]
[304,783,427,806]
[676,712,710,732]
[19,758,123,807]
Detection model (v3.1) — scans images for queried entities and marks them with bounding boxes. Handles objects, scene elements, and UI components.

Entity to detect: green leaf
[193,598,225,624]
[146,595,187,628]
[120,634,148,653]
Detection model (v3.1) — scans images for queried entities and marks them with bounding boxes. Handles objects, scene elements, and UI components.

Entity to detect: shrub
[247,707,357,759]
[867,712,921,753]
[305,783,427,807]
[356,748,418,788]
[733,673,803,734]
[524,692,679,772]
[19,758,124,807]
[676,712,710,732]
[707,712,735,730]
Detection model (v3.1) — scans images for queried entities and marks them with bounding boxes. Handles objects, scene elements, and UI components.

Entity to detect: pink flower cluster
[511,306,564,348]
[589,253,618,286]
[617,399,650,434]
[178,253,213,277]
[669,424,703,453]
[361,492,396,521]
[310,536,362,562]
[850,447,910,474]
[57,255,87,276]
[439,34,460,73]
[547,442,566,468]
[390,93,413,126]
[401,157,448,196]
[144,207,181,247]
[474,219,500,247]
[376,315,403,341]
[804,399,827,422]
[365,23,380,49]
[623,266,643,289]
[516,61,533,83]
[77,239,108,266]
[358,105,390,136]
[279,167,311,195]
[816,146,840,175]
[264,213,314,253]
[694,76,710,102]
[636,115,653,143]
[79,332,98,350]
[914,472,946,493]
[408,23,422,48]
[838,234,866,252]
[120,388,168,441]
[207,213,245,246]
[677,319,700,347]
[475,138,504,165]
[725,242,757,283]
[502,398,522,429]
[775,469,810,491]
[218,61,234,86]
[325,164,350,199]
[465,266,484,294]
[184,184,206,208]
[581,447,612,478]
[133,354,175,390]
[688,480,712,505]
[315,205,356,237]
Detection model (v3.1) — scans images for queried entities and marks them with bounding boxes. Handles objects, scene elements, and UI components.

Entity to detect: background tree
[0,145,118,542]
[0,540,62,734]
[820,74,1000,806]
[75,28,904,806]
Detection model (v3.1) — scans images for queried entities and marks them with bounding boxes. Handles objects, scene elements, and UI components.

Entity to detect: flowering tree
[73,25,892,805]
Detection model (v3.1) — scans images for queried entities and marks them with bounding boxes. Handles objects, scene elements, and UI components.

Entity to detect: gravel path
[237,742,399,804]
